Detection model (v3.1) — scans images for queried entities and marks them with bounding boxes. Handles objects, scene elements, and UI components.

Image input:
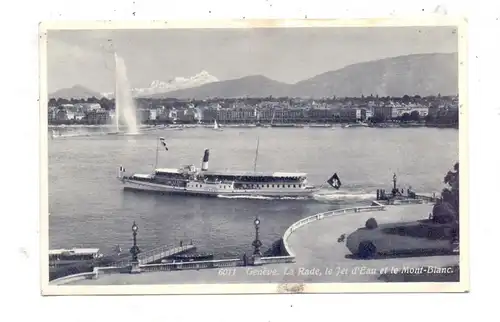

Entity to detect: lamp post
[251,216,263,265]
[392,173,398,197]
[129,221,141,273]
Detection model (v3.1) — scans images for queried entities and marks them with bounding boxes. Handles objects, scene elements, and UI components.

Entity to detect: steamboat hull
[121,179,319,198]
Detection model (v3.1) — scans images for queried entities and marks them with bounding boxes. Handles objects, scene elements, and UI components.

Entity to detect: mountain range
[100,70,219,98]
[49,53,458,100]
[49,85,103,100]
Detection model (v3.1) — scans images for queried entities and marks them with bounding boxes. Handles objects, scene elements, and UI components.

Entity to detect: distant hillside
[49,85,102,99]
[150,75,291,99]
[291,53,458,98]
[148,53,458,99]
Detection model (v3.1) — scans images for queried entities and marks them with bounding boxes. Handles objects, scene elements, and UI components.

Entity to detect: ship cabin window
[288,185,291,188]
[293,184,296,188]
[267,184,269,188]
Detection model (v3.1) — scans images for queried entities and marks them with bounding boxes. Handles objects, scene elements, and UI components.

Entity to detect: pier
[112,243,196,267]
[375,173,439,204]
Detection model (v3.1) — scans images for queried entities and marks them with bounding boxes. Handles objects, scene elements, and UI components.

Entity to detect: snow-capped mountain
[136,71,218,96]
[101,71,218,98]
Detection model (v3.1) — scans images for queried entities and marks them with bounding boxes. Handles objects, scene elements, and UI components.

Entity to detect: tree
[402,94,411,104]
[48,98,57,106]
[370,113,386,123]
[400,112,411,122]
[409,110,420,121]
[432,162,459,224]
[99,97,112,110]
[86,96,99,103]
[424,113,435,124]
[56,98,69,105]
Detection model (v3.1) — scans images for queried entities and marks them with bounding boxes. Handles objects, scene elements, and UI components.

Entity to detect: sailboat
[213,119,223,131]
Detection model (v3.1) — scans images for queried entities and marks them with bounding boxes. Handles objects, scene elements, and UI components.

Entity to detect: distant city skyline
[47,27,458,93]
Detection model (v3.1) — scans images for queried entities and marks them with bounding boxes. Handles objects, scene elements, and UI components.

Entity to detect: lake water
[48,126,458,258]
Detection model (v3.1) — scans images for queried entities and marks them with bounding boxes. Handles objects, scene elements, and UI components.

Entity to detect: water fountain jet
[114,53,139,135]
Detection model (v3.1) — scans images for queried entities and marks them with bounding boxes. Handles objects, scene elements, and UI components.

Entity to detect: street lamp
[392,173,399,197]
[129,221,141,273]
[252,217,263,265]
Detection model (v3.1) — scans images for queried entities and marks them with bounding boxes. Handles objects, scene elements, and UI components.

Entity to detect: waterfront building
[216,107,256,124]
[177,108,198,123]
[258,107,274,123]
[339,107,362,123]
[48,106,57,123]
[373,105,393,121]
[85,109,110,125]
[391,105,429,119]
[149,109,157,121]
[137,108,151,124]
[305,107,339,123]
[200,107,218,123]
[55,108,69,122]
[74,103,101,113]
[364,108,374,120]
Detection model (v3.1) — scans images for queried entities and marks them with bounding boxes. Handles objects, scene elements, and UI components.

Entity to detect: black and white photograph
[40,20,467,294]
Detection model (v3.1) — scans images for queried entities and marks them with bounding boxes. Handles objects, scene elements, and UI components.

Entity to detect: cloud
[47,37,114,92]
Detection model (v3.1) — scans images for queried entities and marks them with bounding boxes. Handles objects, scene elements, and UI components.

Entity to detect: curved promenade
[55,203,459,285]
[285,202,459,283]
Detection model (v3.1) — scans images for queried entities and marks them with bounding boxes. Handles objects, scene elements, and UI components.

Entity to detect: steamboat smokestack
[201,149,210,171]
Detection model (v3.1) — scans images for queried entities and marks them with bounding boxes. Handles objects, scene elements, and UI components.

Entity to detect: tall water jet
[114,53,139,134]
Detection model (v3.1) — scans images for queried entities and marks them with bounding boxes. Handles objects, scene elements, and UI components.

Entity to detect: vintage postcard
[40,18,468,295]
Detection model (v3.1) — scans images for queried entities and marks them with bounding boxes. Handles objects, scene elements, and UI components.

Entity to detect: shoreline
[47,122,458,129]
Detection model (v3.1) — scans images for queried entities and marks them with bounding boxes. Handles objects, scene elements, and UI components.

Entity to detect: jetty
[112,243,196,267]
[375,173,439,205]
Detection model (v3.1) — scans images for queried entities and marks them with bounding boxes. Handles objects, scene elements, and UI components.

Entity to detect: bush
[365,218,378,229]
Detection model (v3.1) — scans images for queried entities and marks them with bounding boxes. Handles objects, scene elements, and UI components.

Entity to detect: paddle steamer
[117,138,339,198]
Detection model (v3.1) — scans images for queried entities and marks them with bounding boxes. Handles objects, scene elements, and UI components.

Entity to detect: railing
[414,194,439,203]
[140,258,243,272]
[260,256,296,264]
[112,244,196,267]
[50,271,96,284]
[391,199,424,205]
[281,204,386,258]
[95,266,124,275]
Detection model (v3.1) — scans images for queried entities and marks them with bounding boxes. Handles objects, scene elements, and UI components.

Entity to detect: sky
[46,26,458,93]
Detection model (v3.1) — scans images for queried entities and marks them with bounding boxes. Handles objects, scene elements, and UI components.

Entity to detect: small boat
[342,121,369,128]
[49,248,104,268]
[309,124,331,128]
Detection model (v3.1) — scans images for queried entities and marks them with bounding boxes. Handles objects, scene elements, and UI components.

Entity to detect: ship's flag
[159,137,168,151]
[327,173,342,189]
